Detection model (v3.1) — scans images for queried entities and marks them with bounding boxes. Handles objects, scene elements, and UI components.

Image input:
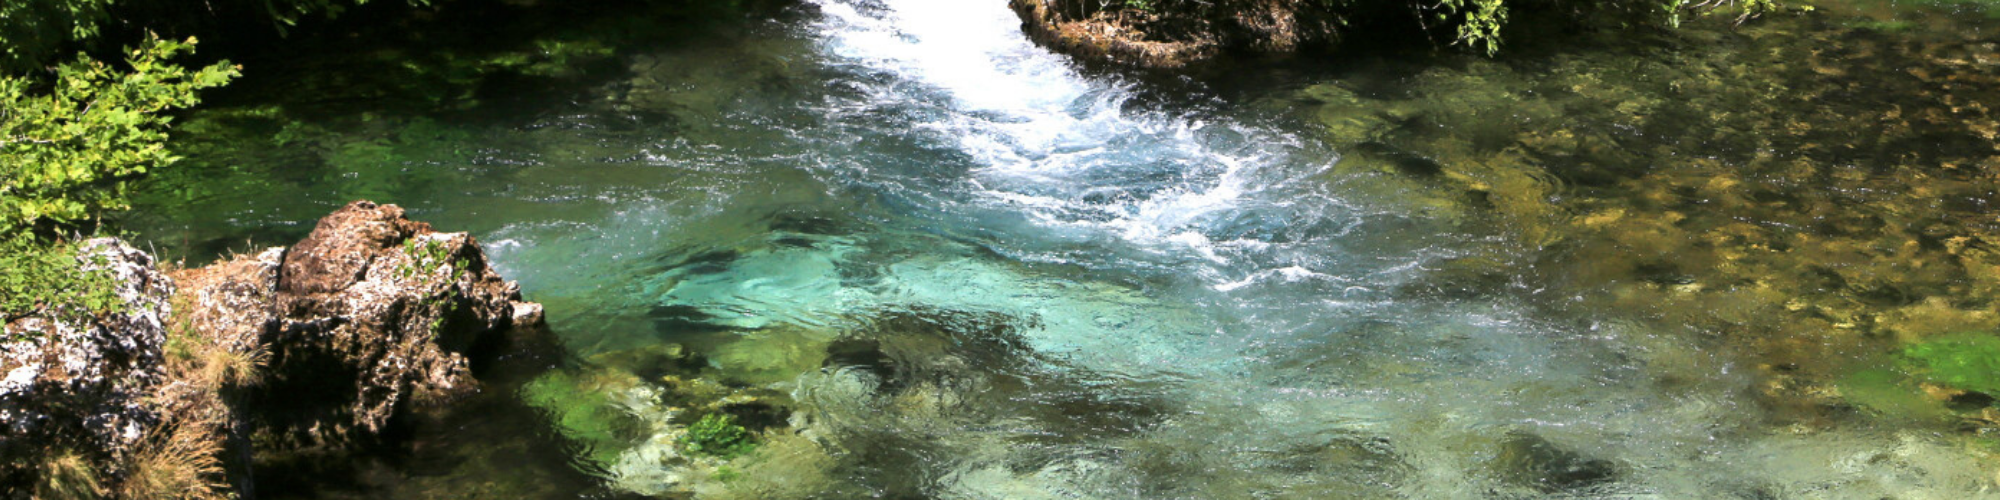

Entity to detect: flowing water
[127,0,2000,497]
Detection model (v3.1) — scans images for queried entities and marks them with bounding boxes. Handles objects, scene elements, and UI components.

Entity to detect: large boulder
[0,239,173,488]
[252,200,542,439]
[0,200,547,496]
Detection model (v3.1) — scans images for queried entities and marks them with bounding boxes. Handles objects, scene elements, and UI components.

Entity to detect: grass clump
[680,412,755,458]
[34,450,105,499]
[117,416,229,500]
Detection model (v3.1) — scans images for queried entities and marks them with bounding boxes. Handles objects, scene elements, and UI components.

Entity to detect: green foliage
[1902,332,2000,396]
[0,0,434,72]
[0,0,116,72]
[679,413,755,458]
[0,35,238,233]
[1439,0,1509,56]
[0,234,126,326]
[396,237,464,281]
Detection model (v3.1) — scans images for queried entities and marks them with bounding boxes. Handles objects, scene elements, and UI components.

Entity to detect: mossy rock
[521,369,647,469]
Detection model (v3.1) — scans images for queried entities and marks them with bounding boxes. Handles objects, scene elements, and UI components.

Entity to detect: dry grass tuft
[113,292,256,499]
[116,414,229,500]
[35,451,104,500]
[163,294,267,389]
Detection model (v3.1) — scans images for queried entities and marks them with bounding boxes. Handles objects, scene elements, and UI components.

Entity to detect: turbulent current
[129,0,2000,497]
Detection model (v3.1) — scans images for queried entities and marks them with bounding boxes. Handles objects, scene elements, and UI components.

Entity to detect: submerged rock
[1492,432,1619,493]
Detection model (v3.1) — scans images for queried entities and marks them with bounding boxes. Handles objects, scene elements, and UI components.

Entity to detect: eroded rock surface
[1,201,545,496]
[261,200,538,438]
[0,239,173,487]
[1008,0,1342,68]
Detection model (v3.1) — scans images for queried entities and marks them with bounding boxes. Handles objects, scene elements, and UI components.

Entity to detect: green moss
[680,413,755,458]
[1902,332,2000,396]
[521,370,641,469]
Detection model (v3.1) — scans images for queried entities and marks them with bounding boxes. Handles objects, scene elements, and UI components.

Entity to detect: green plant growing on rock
[397,237,464,281]
[680,412,755,458]
[1837,333,2000,418]
[0,234,126,325]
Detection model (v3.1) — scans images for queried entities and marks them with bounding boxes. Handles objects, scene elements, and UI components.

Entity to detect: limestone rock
[0,238,173,483]
[264,200,540,437]
[0,201,549,494]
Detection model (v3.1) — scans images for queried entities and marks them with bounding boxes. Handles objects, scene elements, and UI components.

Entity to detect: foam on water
[809,0,1315,267]
[469,0,2000,495]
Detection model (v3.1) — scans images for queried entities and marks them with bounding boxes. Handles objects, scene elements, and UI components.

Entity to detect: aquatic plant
[1836,368,1950,418]
[680,413,756,458]
[1902,332,2000,397]
[521,370,642,469]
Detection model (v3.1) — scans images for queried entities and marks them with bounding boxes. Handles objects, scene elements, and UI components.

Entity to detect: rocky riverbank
[1,201,545,497]
[1005,0,1344,68]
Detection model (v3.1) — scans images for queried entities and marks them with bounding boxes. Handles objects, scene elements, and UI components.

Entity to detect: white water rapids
[428,0,2000,496]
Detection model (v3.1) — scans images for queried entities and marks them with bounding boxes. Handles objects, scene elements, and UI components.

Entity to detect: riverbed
[128,0,2000,497]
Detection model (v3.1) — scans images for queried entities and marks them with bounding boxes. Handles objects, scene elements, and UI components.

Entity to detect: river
[127,0,2000,497]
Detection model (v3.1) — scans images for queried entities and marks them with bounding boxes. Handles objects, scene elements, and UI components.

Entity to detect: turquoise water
[129,0,2000,497]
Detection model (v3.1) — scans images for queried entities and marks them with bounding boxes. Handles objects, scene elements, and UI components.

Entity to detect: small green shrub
[396,237,464,281]
[0,234,126,326]
[680,413,755,458]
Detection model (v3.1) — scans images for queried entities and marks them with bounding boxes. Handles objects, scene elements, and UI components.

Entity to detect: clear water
[128,0,2000,497]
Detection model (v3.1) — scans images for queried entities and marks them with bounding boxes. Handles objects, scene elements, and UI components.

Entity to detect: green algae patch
[680,413,756,458]
[1837,368,1951,419]
[1903,333,2000,397]
[522,369,644,469]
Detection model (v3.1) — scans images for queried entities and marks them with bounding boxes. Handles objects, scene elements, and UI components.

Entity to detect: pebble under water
[126,0,2000,497]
